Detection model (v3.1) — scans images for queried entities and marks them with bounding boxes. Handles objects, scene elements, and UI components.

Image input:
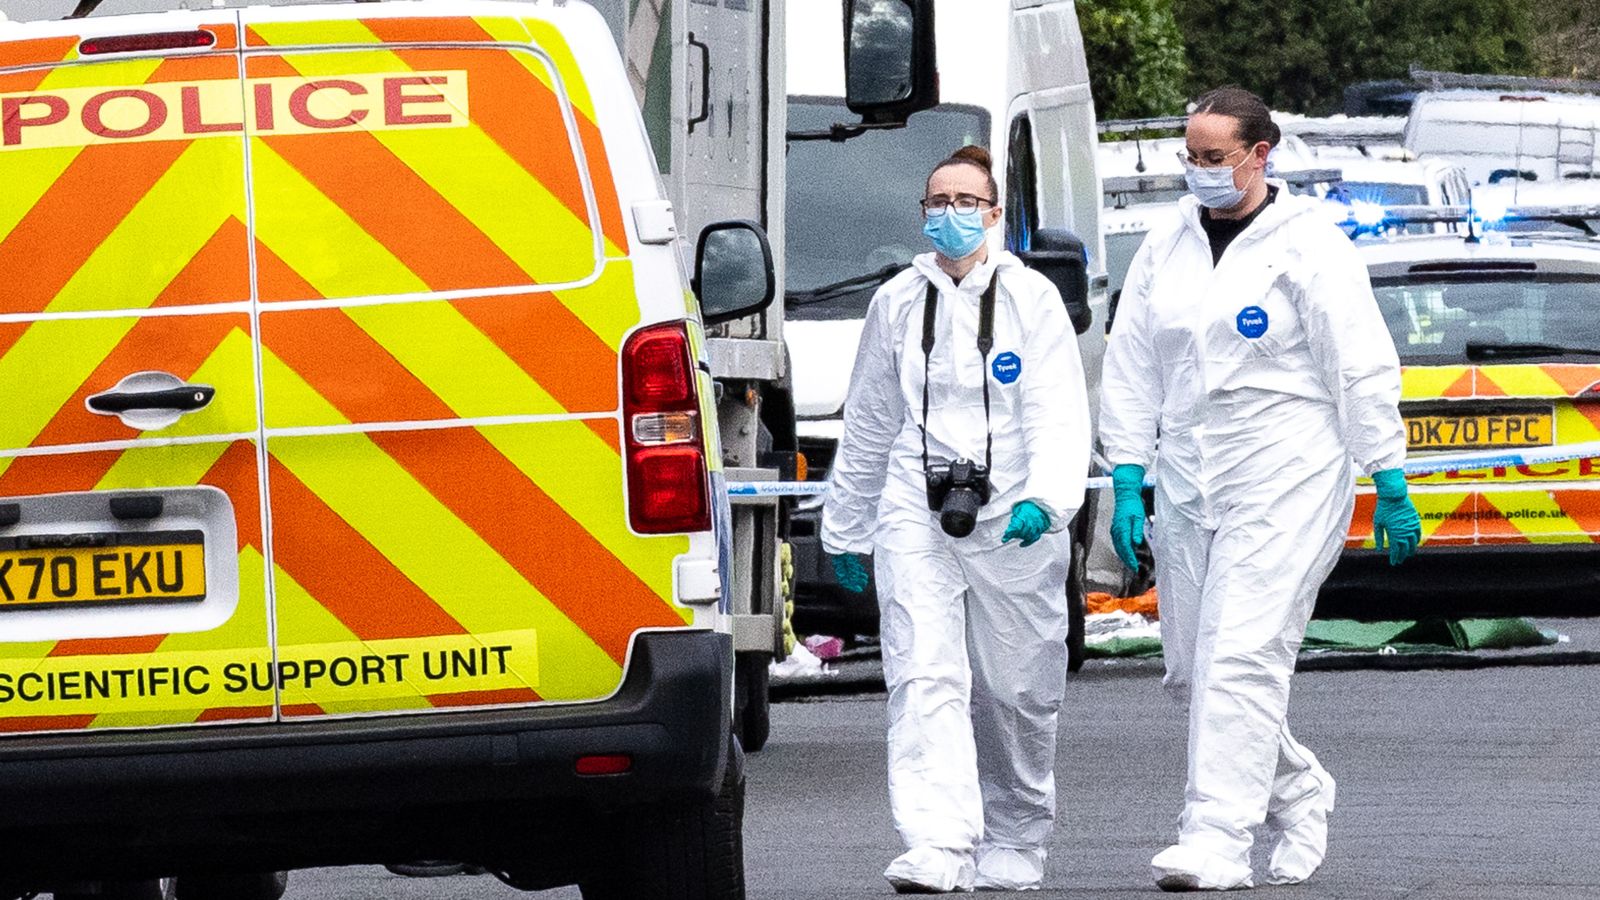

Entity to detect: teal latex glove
[1002,501,1052,547]
[1110,464,1147,571]
[1372,468,1421,566]
[829,552,870,593]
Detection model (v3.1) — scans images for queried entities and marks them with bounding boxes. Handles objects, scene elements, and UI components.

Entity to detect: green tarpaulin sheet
[1084,618,1558,659]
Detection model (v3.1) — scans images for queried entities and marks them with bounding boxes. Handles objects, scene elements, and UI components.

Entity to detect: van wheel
[579,739,745,900]
[1067,539,1088,673]
[56,879,173,900]
[733,652,771,753]
[172,872,287,900]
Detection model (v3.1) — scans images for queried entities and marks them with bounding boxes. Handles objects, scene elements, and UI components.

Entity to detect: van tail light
[623,322,711,534]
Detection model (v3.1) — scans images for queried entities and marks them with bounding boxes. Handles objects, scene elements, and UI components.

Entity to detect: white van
[1405,89,1600,186]
[783,0,1111,653]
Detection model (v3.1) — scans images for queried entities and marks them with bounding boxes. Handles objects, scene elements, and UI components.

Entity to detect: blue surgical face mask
[923,208,988,259]
[1184,156,1256,210]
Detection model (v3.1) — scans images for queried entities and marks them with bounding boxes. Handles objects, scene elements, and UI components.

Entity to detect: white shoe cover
[884,846,976,894]
[974,846,1044,891]
[1150,844,1253,892]
[1266,782,1335,885]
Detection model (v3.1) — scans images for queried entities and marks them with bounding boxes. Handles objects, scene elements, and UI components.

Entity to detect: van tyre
[734,652,771,753]
[172,872,287,900]
[579,739,745,900]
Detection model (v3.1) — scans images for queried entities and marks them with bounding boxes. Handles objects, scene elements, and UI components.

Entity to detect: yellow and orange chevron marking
[1344,364,1600,550]
[0,441,273,734]
[0,17,691,734]
[1402,364,1600,401]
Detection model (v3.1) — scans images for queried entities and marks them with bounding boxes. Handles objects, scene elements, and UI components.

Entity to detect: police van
[0,1,800,896]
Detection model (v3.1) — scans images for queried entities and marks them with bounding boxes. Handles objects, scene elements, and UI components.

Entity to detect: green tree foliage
[1532,4,1600,80]
[1078,0,1190,120]
[1364,1,1535,82]
[1170,0,1538,114]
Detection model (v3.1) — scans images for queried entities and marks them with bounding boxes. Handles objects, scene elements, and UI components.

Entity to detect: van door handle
[86,371,215,431]
[688,32,710,134]
[88,385,214,414]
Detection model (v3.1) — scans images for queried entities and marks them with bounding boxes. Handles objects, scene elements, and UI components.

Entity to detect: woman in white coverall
[1100,87,1423,891]
[821,146,1090,894]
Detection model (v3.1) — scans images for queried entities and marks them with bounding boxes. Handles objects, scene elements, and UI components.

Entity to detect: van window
[247,46,600,302]
[1004,114,1038,253]
[785,98,989,320]
[0,54,250,314]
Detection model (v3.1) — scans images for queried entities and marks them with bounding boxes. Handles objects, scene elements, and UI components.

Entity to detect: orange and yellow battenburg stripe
[0,12,703,733]
[1348,363,1600,548]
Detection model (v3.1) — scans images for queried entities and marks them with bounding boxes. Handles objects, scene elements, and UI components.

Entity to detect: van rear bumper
[0,629,732,884]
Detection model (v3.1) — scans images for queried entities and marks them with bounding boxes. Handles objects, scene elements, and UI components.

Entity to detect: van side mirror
[844,0,937,125]
[694,220,776,326]
[1019,229,1092,336]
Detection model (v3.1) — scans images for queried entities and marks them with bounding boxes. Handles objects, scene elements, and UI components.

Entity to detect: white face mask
[1184,154,1257,210]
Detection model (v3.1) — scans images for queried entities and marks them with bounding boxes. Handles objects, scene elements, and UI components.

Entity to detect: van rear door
[239,7,695,719]
[0,22,273,733]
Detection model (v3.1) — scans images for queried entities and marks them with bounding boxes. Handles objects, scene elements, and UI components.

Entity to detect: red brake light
[626,329,694,409]
[628,446,710,534]
[575,753,632,776]
[622,323,711,534]
[79,30,216,55]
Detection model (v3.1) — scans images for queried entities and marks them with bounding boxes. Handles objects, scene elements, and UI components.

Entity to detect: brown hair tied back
[1191,86,1281,149]
[929,144,999,202]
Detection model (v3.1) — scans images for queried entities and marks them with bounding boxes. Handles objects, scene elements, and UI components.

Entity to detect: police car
[1322,205,1600,618]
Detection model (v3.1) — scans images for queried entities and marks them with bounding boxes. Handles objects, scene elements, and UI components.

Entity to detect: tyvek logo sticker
[992,352,1022,384]
[1237,306,1269,339]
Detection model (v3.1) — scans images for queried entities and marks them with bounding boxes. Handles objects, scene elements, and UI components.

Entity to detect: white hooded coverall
[822,250,1090,859]
[1099,187,1406,869]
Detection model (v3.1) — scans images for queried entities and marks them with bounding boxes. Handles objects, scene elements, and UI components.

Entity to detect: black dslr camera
[925,458,992,538]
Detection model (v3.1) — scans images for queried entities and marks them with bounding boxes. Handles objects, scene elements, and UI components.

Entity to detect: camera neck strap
[920,270,999,473]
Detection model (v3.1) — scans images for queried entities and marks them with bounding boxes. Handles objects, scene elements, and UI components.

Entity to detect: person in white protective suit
[1099,87,1422,891]
[820,145,1091,894]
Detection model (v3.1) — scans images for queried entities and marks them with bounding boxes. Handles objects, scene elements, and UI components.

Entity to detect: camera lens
[940,486,983,538]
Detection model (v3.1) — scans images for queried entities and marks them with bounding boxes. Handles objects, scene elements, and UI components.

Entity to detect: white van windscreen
[786,98,990,321]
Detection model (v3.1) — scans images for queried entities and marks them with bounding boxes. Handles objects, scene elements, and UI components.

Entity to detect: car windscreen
[1339,182,1429,206]
[1372,274,1600,364]
[786,98,990,320]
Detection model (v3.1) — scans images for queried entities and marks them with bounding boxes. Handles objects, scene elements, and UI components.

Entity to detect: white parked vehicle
[1405,88,1600,186]
[1277,113,1407,159]
[783,0,1113,658]
[1321,156,1470,207]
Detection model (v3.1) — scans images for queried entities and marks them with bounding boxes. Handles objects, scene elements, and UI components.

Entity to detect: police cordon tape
[725,440,1600,498]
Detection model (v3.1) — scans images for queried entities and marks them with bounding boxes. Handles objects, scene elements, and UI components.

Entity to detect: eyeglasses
[1177,145,1250,168]
[921,194,995,217]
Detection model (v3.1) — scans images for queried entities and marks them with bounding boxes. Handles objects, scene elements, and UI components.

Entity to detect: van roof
[1412,89,1600,128]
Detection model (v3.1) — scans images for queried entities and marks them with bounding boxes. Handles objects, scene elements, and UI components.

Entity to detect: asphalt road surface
[270,645,1600,900]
